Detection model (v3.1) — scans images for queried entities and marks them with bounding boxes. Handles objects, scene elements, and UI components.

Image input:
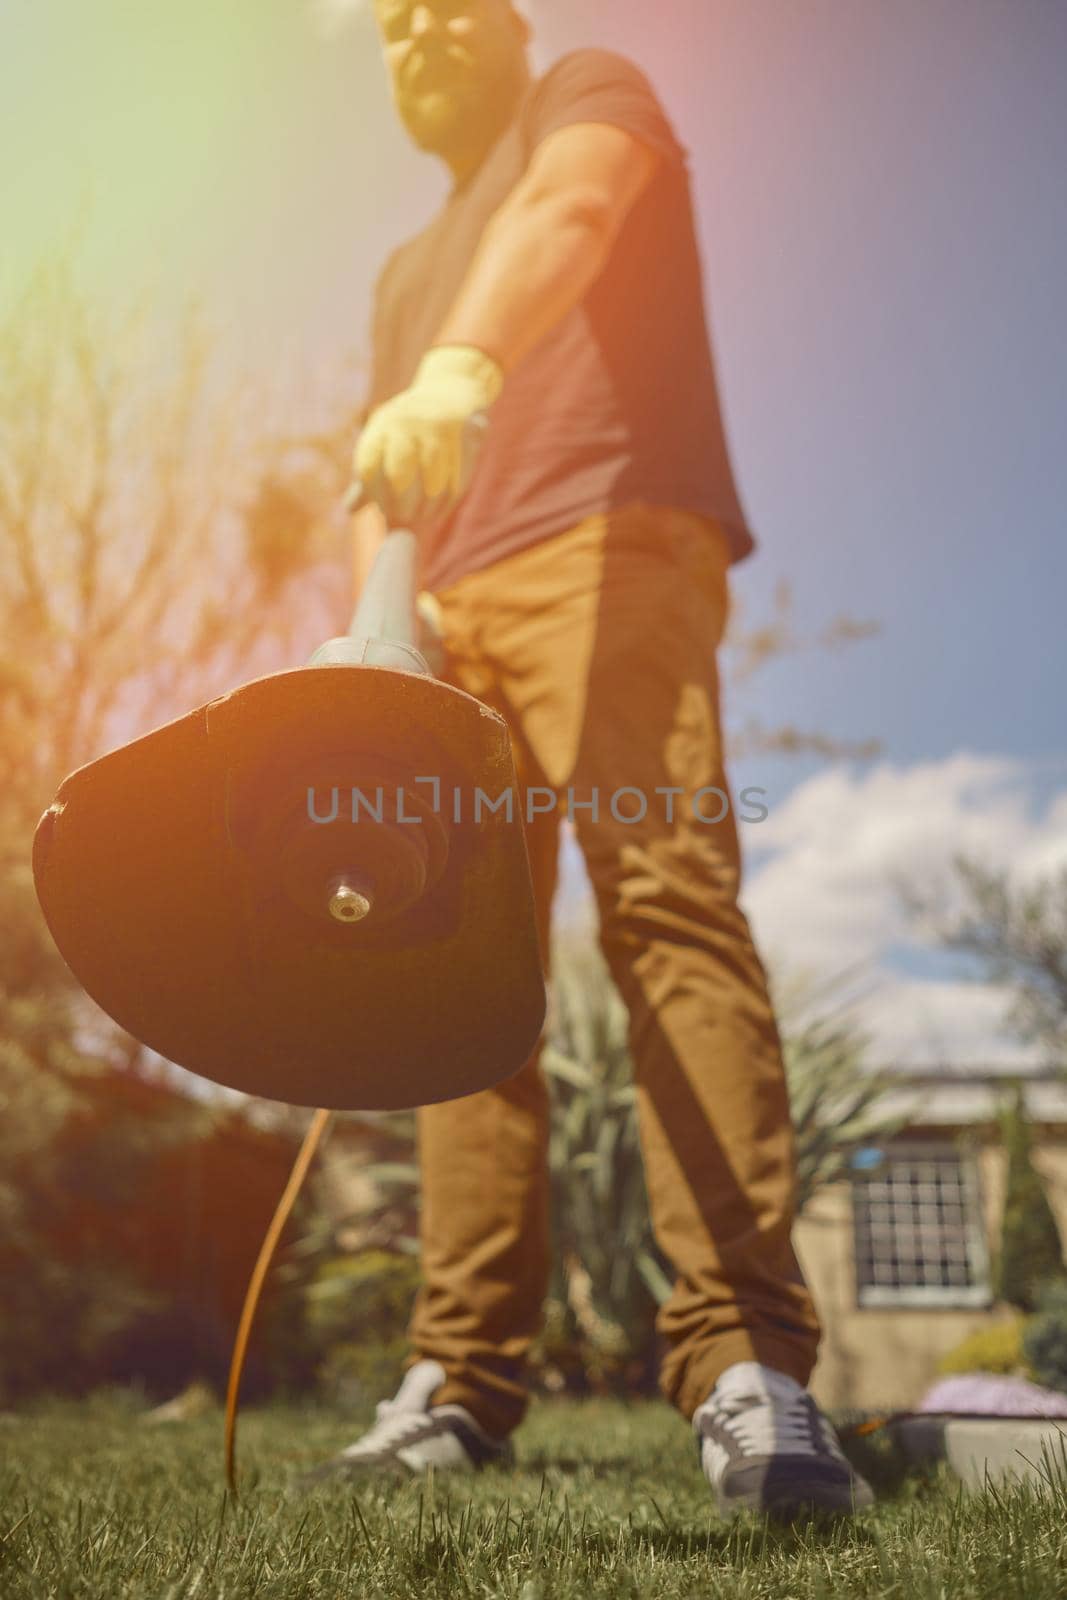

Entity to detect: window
[850,1142,992,1309]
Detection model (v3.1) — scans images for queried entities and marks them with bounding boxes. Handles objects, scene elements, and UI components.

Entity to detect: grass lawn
[3,1394,1067,1598]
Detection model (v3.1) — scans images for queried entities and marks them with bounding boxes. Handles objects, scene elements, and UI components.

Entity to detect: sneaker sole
[717,1478,876,1520]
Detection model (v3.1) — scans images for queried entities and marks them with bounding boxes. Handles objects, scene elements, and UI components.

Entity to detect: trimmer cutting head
[33,663,546,1109]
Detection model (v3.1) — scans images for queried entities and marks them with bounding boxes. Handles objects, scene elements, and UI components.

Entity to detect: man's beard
[399,90,470,154]
[397,73,519,163]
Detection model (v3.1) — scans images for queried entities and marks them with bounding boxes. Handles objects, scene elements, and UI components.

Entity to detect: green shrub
[1033,1278,1067,1315]
[994,1082,1065,1313]
[1021,1276,1067,1394]
[297,1250,422,1407]
[316,1336,412,1411]
[936,1318,1029,1378]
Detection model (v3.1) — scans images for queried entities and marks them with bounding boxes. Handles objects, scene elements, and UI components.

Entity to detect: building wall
[795,1136,1067,1411]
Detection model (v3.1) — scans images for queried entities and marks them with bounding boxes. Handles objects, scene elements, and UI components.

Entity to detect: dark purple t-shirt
[364,48,755,591]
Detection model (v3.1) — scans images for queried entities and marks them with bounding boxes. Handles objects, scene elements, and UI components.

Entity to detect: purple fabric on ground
[918,1373,1067,1416]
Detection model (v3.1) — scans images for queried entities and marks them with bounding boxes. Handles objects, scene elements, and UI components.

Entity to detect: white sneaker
[302,1360,511,1482]
[694,1361,875,1519]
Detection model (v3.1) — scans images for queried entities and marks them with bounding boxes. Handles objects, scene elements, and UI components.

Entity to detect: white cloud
[858,977,1041,1070]
[743,753,1027,970]
[555,754,1067,1069]
[742,753,1067,1066]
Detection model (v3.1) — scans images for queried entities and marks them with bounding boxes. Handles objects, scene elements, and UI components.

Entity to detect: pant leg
[404,589,560,1440]
[475,506,822,1422]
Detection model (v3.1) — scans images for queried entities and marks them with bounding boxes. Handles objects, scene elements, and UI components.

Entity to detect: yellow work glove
[354,345,503,524]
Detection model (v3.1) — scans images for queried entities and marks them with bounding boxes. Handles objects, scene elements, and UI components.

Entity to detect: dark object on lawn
[862,1408,1067,1494]
[32,529,546,1112]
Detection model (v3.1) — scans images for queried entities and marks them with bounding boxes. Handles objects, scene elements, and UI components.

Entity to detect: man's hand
[353,344,503,522]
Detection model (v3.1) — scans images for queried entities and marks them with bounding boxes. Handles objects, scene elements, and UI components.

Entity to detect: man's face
[374,0,529,161]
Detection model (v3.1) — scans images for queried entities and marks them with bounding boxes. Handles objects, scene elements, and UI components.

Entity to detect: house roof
[858,1067,1067,1129]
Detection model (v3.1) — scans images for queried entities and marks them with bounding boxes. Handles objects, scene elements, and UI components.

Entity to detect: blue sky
[4,0,1065,1066]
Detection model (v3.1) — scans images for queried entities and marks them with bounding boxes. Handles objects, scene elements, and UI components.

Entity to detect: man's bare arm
[353,122,660,514]
[434,121,659,372]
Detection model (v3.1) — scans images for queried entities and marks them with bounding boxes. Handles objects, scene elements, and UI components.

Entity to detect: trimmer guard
[33,665,546,1110]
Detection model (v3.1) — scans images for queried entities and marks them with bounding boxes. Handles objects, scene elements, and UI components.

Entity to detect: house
[797,1067,1067,1412]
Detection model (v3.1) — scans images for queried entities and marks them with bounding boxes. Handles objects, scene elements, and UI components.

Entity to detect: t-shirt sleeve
[525,49,687,170]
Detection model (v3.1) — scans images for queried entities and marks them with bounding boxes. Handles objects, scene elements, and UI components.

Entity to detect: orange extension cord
[224,1106,333,1492]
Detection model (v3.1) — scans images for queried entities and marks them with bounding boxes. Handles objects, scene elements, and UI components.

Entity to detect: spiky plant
[772,970,917,1213]
[535,927,669,1392]
[293,936,912,1395]
[532,940,914,1390]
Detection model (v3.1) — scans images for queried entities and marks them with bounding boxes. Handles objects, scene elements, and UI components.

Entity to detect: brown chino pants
[408,503,822,1437]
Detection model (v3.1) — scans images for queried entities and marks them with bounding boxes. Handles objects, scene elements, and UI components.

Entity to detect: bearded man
[310,0,874,1521]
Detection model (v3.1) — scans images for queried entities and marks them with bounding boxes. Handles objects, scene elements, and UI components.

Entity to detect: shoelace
[704,1387,839,1458]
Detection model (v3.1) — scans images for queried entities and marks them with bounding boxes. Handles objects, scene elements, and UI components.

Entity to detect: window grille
[850,1142,992,1308]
